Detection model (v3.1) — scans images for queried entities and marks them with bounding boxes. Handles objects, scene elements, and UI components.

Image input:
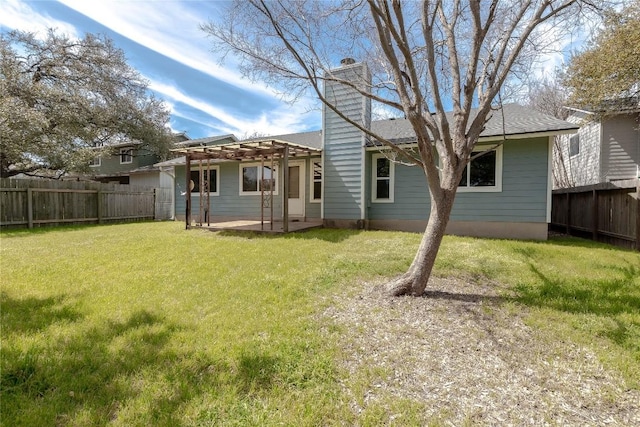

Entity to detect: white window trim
[89,156,101,167]
[309,159,322,203]
[457,144,503,193]
[238,162,279,196]
[190,165,220,196]
[119,148,133,164]
[371,153,395,203]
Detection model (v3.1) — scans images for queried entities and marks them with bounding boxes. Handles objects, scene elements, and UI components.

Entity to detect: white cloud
[148,78,315,137]
[57,0,277,98]
[0,0,78,37]
[530,18,590,80]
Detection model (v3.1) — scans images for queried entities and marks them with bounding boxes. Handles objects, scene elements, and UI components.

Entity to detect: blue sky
[1,1,593,140]
[0,0,322,139]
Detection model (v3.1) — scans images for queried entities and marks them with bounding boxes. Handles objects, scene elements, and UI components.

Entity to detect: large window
[239,163,278,195]
[458,145,502,192]
[119,148,133,164]
[372,153,395,202]
[310,160,322,202]
[190,166,219,195]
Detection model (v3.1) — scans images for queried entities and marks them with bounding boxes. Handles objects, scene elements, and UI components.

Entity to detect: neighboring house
[89,132,192,186]
[554,102,640,188]
[165,61,578,240]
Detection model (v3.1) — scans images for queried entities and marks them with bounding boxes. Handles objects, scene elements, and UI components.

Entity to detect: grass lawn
[1,222,639,426]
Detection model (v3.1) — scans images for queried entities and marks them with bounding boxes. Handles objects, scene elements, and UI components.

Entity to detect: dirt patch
[323,276,640,426]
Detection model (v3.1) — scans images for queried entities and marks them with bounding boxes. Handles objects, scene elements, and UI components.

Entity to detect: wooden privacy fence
[550,179,640,250]
[0,179,172,229]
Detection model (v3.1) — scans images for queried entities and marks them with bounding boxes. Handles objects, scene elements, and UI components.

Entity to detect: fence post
[97,189,103,224]
[565,192,571,235]
[185,153,191,229]
[592,189,598,241]
[27,187,33,229]
[636,181,640,251]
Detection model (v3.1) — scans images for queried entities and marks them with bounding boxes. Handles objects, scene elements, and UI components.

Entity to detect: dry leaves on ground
[324,276,640,426]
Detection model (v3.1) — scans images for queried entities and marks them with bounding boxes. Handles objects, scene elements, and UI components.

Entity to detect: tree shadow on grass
[236,352,281,393]
[512,262,640,355]
[1,309,227,426]
[1,303,299,426]
[514,263,640,316]
[1,292,83,334]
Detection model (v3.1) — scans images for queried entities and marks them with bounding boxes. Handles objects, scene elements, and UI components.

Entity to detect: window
[372,153,394,202]
[310,160,322,202]
[239,163,278,195]
[569,134,580,157]
[119,148,133,164]
[89,156,101,167]
[190,166,219,195]
[458,145,502,192]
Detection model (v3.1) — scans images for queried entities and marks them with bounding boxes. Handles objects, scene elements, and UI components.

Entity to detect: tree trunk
[387,189,456,297]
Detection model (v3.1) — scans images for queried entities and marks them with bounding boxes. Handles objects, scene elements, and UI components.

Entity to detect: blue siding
[323,63,370,220]
[305,157,322,218]
[175,161,282,218]
[175,157,323,219]
[368,137,550,223]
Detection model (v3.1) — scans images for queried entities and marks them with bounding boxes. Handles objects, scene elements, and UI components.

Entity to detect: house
[554,101,640,188]
[164,61,578,240]
[89,132,194,186]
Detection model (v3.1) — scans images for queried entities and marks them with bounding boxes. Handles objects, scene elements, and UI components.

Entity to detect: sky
[0,0,322,139]
[0,0,591,141]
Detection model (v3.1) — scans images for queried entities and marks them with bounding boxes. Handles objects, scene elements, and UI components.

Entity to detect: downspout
[159,165,176,220]
[546,136,553,225]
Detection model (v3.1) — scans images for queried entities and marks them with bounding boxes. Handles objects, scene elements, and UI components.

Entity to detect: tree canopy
[0,30,172,178]
[564,0,640,109]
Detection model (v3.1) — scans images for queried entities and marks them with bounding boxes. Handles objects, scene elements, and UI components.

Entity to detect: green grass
[1,222,639,425]
[435,235,640,388]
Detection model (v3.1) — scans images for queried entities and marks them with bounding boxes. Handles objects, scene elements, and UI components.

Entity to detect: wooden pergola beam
[185,152,191,230]
[178,139,321,233]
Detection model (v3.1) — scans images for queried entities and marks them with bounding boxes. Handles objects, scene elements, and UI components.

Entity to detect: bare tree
[203,0,604,296]
[527,76,575,188]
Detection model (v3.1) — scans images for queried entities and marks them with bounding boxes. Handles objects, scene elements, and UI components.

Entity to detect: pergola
[173,139,322,232]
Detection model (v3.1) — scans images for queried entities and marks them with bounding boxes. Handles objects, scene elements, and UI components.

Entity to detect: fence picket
[0,178,168,229]
[551,179,639,250]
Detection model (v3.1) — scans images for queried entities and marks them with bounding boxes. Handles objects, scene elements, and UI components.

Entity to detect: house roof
[173,133,237,148]
[565,96,640,115]
[370,103,578,145]
[128,165,160,174]
[156,104,576,167]
[244,130,323,150]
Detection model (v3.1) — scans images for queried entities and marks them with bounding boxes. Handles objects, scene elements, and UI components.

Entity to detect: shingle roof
[156,104,576,167]
[480,103,579,138]
[174,134,237,148]
[370,103,578,145]
[243,130,323,150]
[566,96,640,114]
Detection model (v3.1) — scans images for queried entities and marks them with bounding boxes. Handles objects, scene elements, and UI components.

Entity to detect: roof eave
[366,128,579,150]
[477,128,579,142]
